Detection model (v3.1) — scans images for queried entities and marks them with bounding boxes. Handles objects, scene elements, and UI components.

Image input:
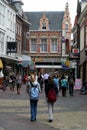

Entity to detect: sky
[22,0,77,26]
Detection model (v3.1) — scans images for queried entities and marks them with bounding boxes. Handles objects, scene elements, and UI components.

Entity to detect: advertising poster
[74,79,82,90]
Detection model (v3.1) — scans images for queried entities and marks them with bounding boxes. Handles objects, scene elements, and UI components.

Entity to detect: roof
[82,0,87,2]
[24,11,64,31]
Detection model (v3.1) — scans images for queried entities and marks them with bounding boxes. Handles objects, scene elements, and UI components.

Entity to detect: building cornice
[29,30,62,32]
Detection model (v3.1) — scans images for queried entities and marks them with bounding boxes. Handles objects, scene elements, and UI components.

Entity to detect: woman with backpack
[27,74,41,122]
[45,76,58,122]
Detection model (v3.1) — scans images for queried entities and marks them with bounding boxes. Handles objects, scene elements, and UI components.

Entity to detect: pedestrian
[23,73,28,84]
[37,72,44,92]
[59,74,62,90]
[68,72,75,96]
[45,76,58,122]
[53,74,59,94]
[61,74,68,97]
[16,72,22,95]
[0,69,4,90]
[43,72,49,93]
[27,74,41,121]
[9,72,16,92]
[34,71,38,82]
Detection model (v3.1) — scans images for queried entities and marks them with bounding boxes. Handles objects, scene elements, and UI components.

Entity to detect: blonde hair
[30,75,35,82]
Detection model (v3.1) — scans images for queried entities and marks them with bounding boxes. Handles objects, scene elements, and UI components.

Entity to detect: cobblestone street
[0,85,87,130]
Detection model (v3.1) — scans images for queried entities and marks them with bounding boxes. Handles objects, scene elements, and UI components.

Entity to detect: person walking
[9,72,16,92]
[27,74,41,122]
[16,72,22,95]
[68,72,75,96]
[37,72,44,92]
[45,76,58,122]
[0,69,4,90]
[43,72,49,94]
[61,74,68,97]
[53,74,59,95]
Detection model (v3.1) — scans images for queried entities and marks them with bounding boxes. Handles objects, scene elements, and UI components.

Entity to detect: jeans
[62,87,67,96]
[69,84,74,96]
[30,100,38,121]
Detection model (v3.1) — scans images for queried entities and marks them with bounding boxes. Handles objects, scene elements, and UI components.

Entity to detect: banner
[74,79,82,90]
[0,59,3,69]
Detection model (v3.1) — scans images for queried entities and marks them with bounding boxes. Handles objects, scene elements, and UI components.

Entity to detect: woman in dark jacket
[45,76,58,122]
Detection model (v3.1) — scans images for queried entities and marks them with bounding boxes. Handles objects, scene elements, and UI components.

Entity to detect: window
[0,3,5,26]
[65,23,68,30]
[31,39,37,52]
[17,41,21,53]
[0,3,2,14]
[42,22,46,29]
[41,39,47,52]
[86,26,87,46]
[0,32,4,53]
[80,26,84,50]
[51,39,57,52]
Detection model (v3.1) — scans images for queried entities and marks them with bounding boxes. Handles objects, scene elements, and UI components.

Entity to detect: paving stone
[0,85,87,130]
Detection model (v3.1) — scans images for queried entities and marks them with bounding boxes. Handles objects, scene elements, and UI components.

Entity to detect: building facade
[0,0,31,74]
[72,0,87,82]
[78,0,87,82]
[0,0,17,68]
[25,2,72,73]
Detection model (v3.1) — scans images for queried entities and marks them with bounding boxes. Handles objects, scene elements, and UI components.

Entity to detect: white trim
[35,65,62,68]
[0,54,22,61]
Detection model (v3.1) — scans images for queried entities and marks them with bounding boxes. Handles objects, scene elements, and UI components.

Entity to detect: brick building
[25,2,72,73]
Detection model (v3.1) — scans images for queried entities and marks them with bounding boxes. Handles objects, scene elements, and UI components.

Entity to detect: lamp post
[26,32,30,40]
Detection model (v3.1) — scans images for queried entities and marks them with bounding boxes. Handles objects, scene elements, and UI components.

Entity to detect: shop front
[0,59,4,87]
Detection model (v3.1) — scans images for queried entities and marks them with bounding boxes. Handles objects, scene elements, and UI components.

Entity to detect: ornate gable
[39,11,49,30]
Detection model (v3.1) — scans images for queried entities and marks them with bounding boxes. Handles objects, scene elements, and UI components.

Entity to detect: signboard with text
[7,42,17,54]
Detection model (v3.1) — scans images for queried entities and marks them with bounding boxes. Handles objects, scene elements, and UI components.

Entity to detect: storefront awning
[21,55,31,68]
[22,60,31,67]
[1,54,22,62]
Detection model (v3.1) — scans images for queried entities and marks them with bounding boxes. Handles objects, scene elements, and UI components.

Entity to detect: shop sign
[69,53,79,60]
[72,48,79,55]
[7,42,17,54]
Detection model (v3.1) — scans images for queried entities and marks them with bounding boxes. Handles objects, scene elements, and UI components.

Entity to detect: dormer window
[39,11,49,30]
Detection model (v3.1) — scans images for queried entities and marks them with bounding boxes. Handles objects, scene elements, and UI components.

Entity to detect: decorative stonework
[39,11,49,30]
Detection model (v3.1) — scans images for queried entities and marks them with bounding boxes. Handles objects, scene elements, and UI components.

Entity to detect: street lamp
[26,32,30,39]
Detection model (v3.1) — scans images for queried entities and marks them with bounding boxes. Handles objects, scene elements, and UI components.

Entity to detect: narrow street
[0,85,87,130]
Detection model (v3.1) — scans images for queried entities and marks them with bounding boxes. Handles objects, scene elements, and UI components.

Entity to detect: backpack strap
[30,81,37,88]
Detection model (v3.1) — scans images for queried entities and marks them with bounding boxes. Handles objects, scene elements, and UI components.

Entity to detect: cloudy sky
[22,0,77,26]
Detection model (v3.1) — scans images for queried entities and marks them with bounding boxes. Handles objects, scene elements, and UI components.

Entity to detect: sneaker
[49,119,53,122]
[30,119,36,122]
